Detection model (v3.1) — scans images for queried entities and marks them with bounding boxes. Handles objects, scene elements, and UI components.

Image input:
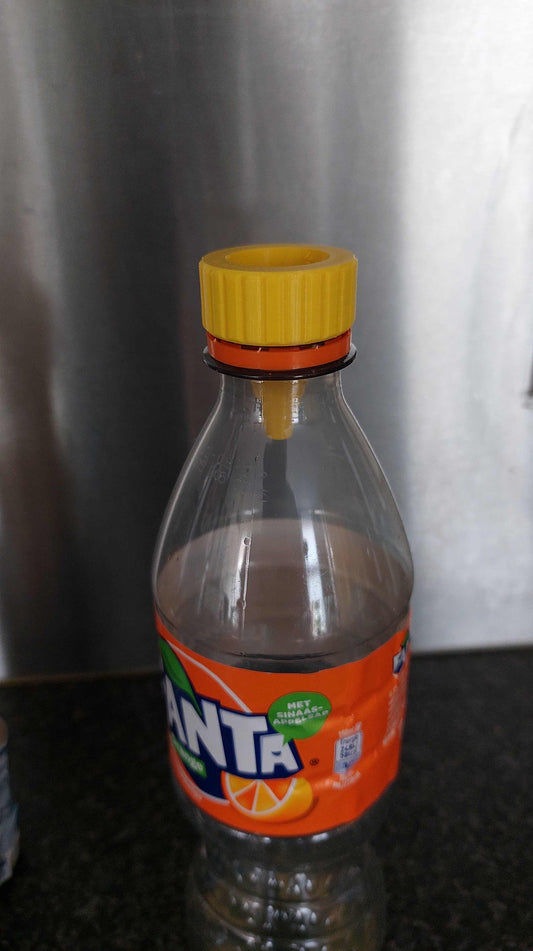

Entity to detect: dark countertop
[0,650,531,951]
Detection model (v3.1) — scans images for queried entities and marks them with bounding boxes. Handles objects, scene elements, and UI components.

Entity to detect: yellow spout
[253,381,305,440]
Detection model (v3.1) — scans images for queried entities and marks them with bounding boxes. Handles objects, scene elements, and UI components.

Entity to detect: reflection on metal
[0,0,532,676]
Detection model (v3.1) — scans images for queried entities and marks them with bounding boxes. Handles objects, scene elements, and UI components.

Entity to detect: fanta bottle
[152,245,413,951]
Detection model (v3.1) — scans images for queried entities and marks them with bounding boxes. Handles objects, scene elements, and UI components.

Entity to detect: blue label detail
[393,629,410,675]
[334,729,363,773]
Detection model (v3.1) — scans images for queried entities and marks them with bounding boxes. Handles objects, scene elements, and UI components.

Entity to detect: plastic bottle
[152,244,413,951]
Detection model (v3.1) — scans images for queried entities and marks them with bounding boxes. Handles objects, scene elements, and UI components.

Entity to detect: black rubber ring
[202,344,357,380]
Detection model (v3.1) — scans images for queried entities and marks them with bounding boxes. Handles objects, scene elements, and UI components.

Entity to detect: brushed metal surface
[0,0,532,676]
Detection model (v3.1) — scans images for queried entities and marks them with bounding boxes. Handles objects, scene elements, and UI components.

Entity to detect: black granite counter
[0,650,531,951]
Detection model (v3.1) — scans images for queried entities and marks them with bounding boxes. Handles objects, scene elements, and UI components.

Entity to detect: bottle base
[185,840,385,951]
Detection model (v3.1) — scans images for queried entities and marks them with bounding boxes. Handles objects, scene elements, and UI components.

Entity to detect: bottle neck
[215,371,347,441]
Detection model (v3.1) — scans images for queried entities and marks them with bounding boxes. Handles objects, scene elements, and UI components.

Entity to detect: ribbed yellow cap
[199,244,357,346]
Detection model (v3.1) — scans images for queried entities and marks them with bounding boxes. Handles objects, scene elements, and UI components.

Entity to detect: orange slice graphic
[222,772,314,823]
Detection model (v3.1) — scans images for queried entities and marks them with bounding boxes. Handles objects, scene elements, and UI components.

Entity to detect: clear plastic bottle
[152,245,413,951]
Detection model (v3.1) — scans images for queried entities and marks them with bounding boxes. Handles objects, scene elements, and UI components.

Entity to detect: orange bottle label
[156,614,410,837]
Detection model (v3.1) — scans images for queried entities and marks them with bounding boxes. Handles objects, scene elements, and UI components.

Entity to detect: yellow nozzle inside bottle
[253,381,305,440]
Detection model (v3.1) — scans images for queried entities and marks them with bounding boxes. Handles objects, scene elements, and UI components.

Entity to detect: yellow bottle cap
[199,244,357,348]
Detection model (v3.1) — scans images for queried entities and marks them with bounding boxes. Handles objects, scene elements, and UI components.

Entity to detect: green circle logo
[268,692,332,743]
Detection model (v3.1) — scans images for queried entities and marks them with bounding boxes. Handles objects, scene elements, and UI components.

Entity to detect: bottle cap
[199,244,357,372]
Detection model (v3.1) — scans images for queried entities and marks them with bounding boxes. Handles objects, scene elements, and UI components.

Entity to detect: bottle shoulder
[155,517,411,669]
[153,378,413,667]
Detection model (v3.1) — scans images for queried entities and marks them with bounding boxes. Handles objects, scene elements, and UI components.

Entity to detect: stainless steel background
[1,0,532,677]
